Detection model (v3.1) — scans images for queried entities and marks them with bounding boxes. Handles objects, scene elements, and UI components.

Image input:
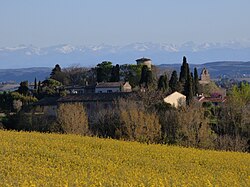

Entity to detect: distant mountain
[0,67,51,83]
[1,61,250,83]
[0,42,250,68]
[158,61,250,78]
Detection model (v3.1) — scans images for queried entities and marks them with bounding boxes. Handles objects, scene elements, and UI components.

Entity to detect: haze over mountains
[0,41,250,83]
[1,41,250,69]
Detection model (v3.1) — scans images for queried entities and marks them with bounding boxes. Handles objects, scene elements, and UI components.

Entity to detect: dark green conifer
[194,67,200,95]
[179,56,190,84]
[169,70,179,92]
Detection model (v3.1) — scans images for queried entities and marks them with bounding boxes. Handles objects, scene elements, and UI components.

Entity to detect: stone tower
[199,68,211,84]
[136,57,152,70]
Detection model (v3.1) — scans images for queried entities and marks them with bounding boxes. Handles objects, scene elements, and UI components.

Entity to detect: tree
[56,103,89,135]
[0,92,13,113]
[38,79,62,97]
[37,81,41,94]
[140,65,152,88]
[208,82,250,152]
[118,99,161,143]
[17,81,29,96]
[63,65,90,85]
[50,64,61,77]
[50,64,65,83]
[120,64,141,88]
[185,74,193,105]
[194,68,200,95]
[179,56,190,84]
[110,64,120,82]
[34,78,37,90]
[157,75,168,92]
[96,61,113,82]
[169,71,180,93]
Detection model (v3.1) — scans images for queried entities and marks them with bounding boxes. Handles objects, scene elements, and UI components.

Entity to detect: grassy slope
[0,130,249,186]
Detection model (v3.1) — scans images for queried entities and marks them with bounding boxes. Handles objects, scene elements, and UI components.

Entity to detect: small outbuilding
[163,91,186,108]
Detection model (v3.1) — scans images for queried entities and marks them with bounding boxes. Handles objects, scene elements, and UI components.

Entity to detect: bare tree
[57,103,89,135]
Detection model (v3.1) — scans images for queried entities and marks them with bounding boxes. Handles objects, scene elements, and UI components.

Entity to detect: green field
[0,130,249,186]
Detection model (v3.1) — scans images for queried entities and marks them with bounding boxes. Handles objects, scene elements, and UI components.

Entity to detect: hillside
[0,130,249,186]
[158,61,250,78]
[1,61,250,83]
[0,67,51,83]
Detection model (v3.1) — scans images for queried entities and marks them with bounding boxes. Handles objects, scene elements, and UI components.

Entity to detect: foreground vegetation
[0,130,249,186]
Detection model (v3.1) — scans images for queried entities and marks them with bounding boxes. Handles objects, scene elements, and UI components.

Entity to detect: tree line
[0,57,249,152]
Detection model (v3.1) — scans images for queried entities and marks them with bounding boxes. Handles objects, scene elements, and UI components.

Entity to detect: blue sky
[0,0,249,47]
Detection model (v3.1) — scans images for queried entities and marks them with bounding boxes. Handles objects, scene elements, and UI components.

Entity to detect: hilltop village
[0,57,249,152]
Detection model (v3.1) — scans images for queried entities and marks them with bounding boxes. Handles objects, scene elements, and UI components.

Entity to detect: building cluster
[31,58,227,118]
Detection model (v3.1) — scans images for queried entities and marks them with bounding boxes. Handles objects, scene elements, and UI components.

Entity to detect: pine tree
[50,64,65,84]
[96,61,113,82]
[50,64,61,78]
[169,70,180,93]
[18,81,29,96]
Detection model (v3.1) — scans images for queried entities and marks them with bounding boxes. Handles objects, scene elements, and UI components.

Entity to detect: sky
[0,0,250,47]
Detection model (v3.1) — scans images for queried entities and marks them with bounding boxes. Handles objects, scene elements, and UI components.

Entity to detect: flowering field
[0,130,249,186]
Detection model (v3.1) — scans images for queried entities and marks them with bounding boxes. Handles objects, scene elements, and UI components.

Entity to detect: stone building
[199,68,211,84]
[163,91,186,108]
[136,57,152,70]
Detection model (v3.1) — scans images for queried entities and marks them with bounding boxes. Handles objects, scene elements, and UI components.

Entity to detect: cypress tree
[157,75,168,92]
[115,64,120,82]
[194,67,200,95]
[110,64,120,82]
[169,70,179,93]
[34,78,37,90]
[37,81,41,94]
[139,65,153,88]
[179,56,190,84]
[186,74,193,105]
[110,66,116,82]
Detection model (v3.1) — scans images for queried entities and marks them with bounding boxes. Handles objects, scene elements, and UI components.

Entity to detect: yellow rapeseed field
[0,130,249,186]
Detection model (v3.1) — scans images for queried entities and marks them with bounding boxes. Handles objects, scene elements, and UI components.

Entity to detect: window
[107,90,113,93]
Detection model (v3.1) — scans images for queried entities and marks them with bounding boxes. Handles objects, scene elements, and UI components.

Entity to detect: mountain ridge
[1,42,250,69]
[1,61,250,83]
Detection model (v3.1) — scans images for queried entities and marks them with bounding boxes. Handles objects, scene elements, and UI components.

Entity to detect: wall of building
[95,87,120,93]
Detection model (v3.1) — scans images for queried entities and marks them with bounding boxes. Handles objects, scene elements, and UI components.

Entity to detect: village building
[163,91,186,108]
[136,57,152,70]
[95,82,132,93]
[65,82,132,94]
[32,97,59,116]
[199,68,211,84]
[32,92,133,117]
[197,93,226,106]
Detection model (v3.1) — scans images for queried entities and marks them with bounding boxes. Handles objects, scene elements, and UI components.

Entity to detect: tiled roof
[33,97,60,106]
[136,57,151,62]
[198,97,226,103]
[96,82,122,88]
[57,93,132,103]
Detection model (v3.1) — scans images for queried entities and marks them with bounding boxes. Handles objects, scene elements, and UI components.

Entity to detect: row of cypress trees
[158,56,200,104]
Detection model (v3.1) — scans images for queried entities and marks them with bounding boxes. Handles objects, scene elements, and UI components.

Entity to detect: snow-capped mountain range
[1,41,250,69]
